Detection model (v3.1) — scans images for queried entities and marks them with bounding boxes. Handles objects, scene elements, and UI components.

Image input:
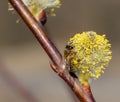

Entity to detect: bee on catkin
[64,31,112,85]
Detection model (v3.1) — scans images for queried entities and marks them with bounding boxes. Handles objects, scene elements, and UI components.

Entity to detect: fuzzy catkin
[64,31,112,85]
[8,0,61,20]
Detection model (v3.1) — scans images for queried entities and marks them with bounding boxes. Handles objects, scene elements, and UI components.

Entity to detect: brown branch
[8,0,96,102]
[0,61,39,102]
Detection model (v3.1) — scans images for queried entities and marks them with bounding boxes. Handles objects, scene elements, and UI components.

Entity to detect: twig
[8,0,96,102]
[0,61,39,102]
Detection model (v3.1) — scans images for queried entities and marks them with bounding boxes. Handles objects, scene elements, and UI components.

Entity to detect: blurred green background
[0,0,120,102]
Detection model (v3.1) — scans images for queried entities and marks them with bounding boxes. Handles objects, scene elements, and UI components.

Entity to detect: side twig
[8,0,96,102]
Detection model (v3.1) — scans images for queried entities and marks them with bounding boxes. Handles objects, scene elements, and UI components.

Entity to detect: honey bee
[64,45,78,78]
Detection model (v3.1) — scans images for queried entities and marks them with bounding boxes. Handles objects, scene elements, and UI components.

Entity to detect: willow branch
[8,0,96,102]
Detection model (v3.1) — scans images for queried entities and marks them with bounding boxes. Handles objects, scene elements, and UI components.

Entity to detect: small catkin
[8,0,61,20]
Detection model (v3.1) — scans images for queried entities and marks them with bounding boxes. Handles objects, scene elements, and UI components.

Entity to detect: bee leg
[69,71,78,78]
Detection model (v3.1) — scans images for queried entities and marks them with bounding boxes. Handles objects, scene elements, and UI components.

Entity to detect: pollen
[64,31,112,85]
[73,60,78,65]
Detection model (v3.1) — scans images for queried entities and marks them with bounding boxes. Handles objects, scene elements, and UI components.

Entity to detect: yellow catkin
[64,31,112,85]
[8,0,61,20]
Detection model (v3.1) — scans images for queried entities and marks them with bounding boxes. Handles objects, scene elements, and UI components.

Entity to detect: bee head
[65,45,73,50]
